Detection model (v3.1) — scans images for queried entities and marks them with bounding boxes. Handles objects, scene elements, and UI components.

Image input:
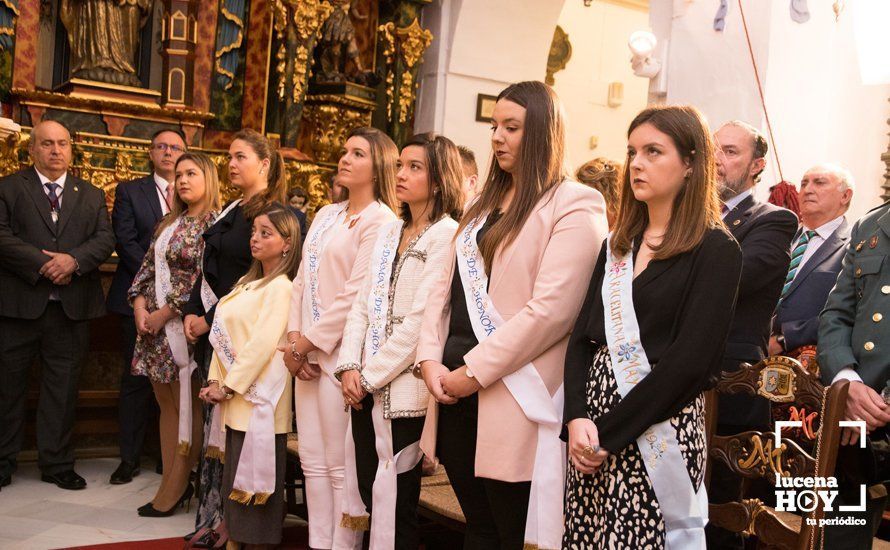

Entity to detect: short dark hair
[457,145,477,178]
[400,133,464,224]
[722,120,768,182]
[289,187,307,199]
[151,128,187,145]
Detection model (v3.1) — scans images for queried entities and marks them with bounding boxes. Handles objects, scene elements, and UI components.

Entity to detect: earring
[433,187,439,195]
[282,250,288,258]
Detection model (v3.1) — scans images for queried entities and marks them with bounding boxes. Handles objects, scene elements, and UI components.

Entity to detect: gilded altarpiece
[1,0,434,454]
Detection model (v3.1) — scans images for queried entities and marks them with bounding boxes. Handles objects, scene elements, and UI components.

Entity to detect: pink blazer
[417,181,607,482]
[288,200,397,374]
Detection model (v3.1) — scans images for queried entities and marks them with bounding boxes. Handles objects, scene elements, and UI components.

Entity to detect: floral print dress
[129,212,216,383]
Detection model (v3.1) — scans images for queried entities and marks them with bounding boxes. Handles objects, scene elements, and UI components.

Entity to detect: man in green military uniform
[818,200,890,549]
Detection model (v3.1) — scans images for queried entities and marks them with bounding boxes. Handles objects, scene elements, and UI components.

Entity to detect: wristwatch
[775,334,786,352]
[222,386,235,400]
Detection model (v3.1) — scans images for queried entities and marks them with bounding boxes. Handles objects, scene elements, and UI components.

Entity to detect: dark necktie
[45,182,61,216]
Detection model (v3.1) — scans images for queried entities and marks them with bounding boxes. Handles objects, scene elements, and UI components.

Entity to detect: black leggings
[351,393,425,550]
[436,395,532,550]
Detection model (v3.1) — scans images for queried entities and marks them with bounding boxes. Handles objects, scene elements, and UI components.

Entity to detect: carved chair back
[705,356,850,550]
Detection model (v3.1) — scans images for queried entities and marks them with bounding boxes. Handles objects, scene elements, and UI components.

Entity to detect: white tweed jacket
[336,215,458,418]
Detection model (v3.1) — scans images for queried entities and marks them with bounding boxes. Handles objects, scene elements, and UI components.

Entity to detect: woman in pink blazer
[417,81,608,550]
[283,127,398,549]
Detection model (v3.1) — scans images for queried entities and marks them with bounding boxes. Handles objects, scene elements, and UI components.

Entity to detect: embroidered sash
[601,237,708,549]
[154,217,199,456]
[200,199,241,460]
[455,215,565,550]
[340,220,423,548]
[209,285,289,505]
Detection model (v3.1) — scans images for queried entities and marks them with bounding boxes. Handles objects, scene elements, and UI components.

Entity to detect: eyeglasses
[152,143,185,153]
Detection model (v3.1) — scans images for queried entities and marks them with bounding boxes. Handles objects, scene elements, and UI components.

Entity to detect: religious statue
[313,0,375,85]
[60,0,154,87]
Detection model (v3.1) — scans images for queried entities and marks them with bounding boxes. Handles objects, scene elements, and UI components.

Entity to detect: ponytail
[234,128,290,219]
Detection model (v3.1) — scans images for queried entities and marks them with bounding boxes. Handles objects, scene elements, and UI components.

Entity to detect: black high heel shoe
[138,483,194,517]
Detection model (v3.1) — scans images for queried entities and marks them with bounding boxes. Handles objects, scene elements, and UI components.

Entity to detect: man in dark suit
[0,120,115,490]
[769,164,853,357]
[706,120,798,548]
[106,129,186,484]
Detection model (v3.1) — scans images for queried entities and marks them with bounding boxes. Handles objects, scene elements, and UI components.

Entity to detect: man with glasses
[106,128,186,484]
[0,120,114,490]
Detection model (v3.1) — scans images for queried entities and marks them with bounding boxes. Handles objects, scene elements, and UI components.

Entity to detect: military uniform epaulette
[864,200,890,215]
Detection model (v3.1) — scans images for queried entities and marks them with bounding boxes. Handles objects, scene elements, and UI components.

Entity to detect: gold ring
[582,445,600,457]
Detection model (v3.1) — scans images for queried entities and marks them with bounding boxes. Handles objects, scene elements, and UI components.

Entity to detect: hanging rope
[737,0,801,214]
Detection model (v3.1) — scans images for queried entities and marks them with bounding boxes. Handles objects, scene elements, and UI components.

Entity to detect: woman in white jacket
[335,133,464,550]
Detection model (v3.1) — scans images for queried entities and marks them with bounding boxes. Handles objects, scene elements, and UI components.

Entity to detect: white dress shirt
[794,215,845,277]
[153,173,172,215]
[36,169,69,222]
[721,188,754,219]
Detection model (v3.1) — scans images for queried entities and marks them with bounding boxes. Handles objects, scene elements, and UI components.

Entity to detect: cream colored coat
[208,275,294,434]
[288,201,397,375]
[417,181,607,482]
[336,216,458,418]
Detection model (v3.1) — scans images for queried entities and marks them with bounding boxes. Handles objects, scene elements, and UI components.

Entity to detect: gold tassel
[253,492,271,505]
[340,512,370,531]
[228,488,253,504]
[176,441,191,456]
[205,446,226,464]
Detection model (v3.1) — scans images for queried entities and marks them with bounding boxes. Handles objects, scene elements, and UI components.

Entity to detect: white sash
[601,237,708,549]
[455,215,565,550]
[154,217,199,456]
[340,220,423,548]
[209,286,289,505]
[200,199,241,460]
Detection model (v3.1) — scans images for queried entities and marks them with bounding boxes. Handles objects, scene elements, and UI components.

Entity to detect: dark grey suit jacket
[0,166,115,320]
[774,218,850,350]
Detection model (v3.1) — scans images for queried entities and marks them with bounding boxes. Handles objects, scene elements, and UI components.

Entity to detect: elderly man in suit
[106,129,186,484]
[818,198,890,549]
[706,120,798,548]
[0,120,115,490]
[769,164,853,358]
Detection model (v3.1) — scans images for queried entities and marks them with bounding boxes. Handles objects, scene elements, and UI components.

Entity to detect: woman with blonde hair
[200,203,300,548]
[563,105,742,547]
[282,126,398,549]
[336,132,464,549]
[576,157,621,227]
[129,152,221,516]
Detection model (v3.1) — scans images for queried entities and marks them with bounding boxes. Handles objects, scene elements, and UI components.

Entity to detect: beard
[718,162,756,201]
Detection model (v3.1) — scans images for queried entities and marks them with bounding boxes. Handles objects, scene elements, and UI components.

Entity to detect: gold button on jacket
[864,341,875,351]
[874,313,884,322]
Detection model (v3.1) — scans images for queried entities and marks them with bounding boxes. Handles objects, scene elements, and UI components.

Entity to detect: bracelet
[290,341,305,363]
[134,306,148,313]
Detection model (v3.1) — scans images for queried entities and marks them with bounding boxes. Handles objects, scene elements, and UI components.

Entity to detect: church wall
[654,0,889,220]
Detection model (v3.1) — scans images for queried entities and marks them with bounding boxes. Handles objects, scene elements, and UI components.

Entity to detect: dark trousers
[823,430,890,550]
[116,314,156,464]
[437,395,532,550]
[0,303,89,475]
[351,393,425,550]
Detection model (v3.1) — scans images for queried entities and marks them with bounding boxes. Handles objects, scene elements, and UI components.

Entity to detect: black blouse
[563,227,742,453]
[442,210,502,370]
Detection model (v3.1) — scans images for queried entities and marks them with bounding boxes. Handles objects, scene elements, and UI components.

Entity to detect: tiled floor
[0,458,195,549]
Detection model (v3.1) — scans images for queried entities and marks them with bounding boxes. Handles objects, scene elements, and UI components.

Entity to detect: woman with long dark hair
[563,105,742,547]
[129,153,221,516]
[282,127,398,549]
[417,81,607,549]
[336,133,464,549]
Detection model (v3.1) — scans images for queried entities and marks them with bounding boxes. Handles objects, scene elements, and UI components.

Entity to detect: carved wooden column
[378,0,432,146]
[161,0,198,109]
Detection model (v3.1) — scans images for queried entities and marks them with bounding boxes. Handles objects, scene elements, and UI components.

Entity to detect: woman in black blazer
[562,106,742,548]
[182,129,295,545]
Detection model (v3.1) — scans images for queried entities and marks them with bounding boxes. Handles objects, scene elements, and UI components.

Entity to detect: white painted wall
[652,0,889,220]
[415,0,650,180]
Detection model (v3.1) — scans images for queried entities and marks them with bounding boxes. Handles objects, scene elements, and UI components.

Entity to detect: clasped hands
[39,250,76,285]
[840,381,890,446]
[183,314,211,343]
[199,381,228,404]
[134,302,177,336]
[279,332,322,382]
[420,361,481,405]
[567,418,610,475]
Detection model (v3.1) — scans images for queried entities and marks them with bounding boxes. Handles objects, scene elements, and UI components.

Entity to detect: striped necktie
[45,182,61,223]
[780,230,817,300]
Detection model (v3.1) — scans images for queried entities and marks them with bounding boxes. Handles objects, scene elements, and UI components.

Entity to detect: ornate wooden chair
[706,355,850,550]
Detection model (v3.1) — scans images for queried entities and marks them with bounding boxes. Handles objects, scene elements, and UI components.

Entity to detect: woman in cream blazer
[283,127,398,550]
[201,204,300,547]
[417,82,608,550]
[335,133,464,550]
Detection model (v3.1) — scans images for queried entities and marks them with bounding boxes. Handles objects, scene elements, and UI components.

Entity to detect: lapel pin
[733,219,741,226]
[869,235,878,249]
[73,186,78,192]
[856,240,865,251]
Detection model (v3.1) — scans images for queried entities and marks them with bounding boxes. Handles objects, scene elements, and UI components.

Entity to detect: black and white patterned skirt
[563,345,706,549]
